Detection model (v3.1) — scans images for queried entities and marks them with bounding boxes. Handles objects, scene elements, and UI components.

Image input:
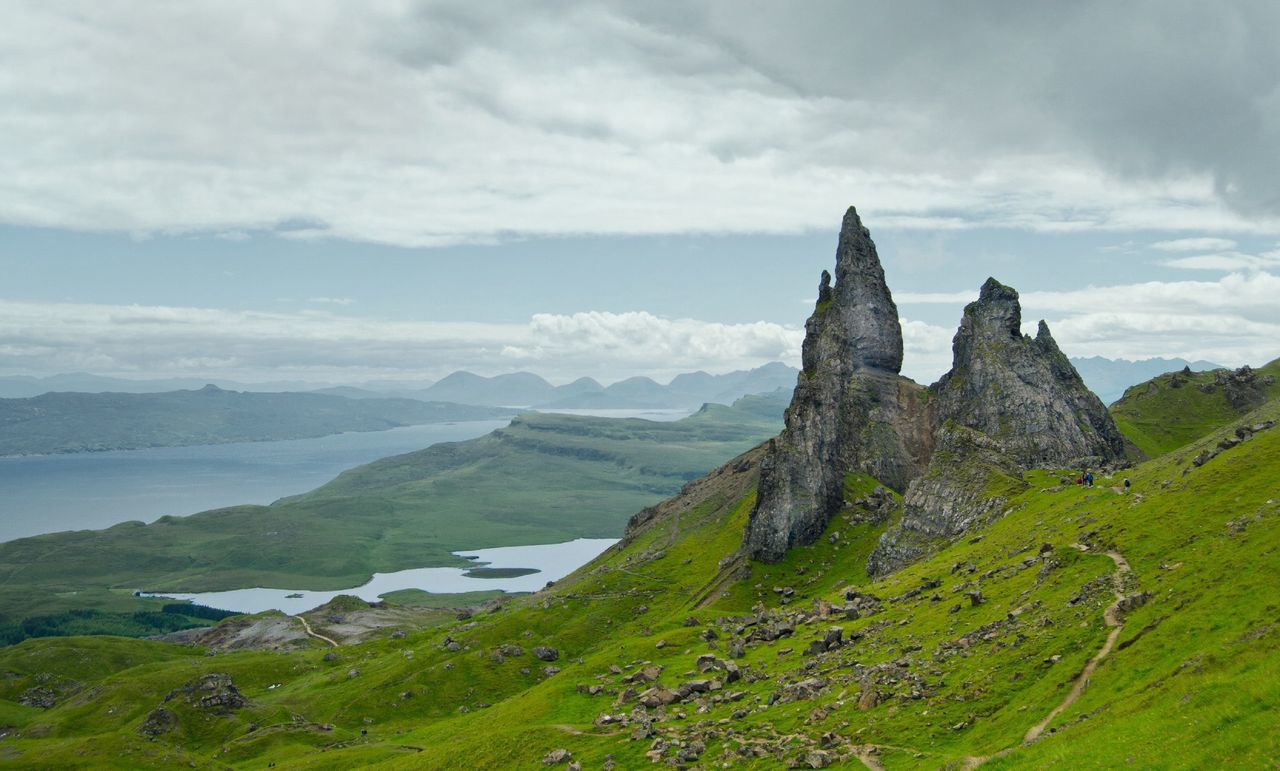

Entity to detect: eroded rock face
[866,424,1028,576]
[745,207,933,562]
[931,278,1125,468]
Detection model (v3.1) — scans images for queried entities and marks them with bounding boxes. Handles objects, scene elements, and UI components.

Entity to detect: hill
[0,385,514,455]
[0,372,1274,767]
[1109,359,1280,457]
[0,392,786,642]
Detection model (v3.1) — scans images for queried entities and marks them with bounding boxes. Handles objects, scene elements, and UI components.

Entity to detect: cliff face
[745,210,1126,568]
[744,208,931,563]
[865,423,1027,576]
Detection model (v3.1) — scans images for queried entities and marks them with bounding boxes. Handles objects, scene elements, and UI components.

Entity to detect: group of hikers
[1075,470,1132,491]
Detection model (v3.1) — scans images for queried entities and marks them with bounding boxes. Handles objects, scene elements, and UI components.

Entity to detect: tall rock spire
[745,207,931,562]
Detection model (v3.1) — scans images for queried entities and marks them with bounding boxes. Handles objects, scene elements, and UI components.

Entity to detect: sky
[2,1,1279,386]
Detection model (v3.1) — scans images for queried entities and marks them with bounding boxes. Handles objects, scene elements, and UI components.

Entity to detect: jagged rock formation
[744,207,933,562]
[930,278,1126,468]
[746,209,1125,569]
[865,424,1028,576]
[1204,365,1274,410]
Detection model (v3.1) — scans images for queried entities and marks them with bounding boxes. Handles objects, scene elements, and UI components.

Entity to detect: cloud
[306,297,355,306]
[899,318,954,383]
[1018,271,1280,366]
[1151,237,1239,252]
[893,271,1280,375]
[0,300,804,383]
[1161,252,1280,271]
[1,2,1279,247]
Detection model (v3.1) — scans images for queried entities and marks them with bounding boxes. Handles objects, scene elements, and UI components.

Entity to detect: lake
[148,538,619,615]
[0,420,510,543]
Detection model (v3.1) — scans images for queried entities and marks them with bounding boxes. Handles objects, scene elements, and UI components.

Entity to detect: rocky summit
[745,207,933,563]
[747,209,1125,568]
[930,277,1125,468]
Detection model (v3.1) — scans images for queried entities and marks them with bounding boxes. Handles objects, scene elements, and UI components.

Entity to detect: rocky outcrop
[745,207,933,562]
[164,672,247,714]
[931,278,1125,468]
[866,424,1027,576]
[1210,365,1273,410]
[745,210,1126,569]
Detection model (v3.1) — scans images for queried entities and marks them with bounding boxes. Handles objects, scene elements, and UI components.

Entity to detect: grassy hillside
[0,386,513,455]
[0,396,784,642]
[1110,358,1280,456]
[0,395,1276,766]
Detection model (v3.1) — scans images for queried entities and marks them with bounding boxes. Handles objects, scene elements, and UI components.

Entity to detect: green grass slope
[1110,358,1280,457]
[0,397,783,641]
[1,394,1277,768]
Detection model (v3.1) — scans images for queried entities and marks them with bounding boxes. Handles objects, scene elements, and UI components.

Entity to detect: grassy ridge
[1110,357,1280,457]
[0,397,783,639]
[0,394,1277,766]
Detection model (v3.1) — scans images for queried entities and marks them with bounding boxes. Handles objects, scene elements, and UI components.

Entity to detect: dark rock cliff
[745,207,932,562]
[865,423,1028,576]
[745,209,1126,569]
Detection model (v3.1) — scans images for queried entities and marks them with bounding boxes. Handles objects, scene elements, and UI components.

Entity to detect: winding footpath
[296,614,339,648]
[1021,548,1130,743]
[957,545,1133,769]
[849,546,1134,771]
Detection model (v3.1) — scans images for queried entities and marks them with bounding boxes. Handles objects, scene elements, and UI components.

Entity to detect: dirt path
[1023,548,1129,743]
[853,746,886,771]
[964,546,1132,768]
[296,615,339,647]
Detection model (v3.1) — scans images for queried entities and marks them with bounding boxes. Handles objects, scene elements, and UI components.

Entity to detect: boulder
[542,748,572,765]
[138,707,178,737]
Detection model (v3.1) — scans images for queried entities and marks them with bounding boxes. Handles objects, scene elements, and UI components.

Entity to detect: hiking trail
[963,546,1132,768]
[296,614,339,647]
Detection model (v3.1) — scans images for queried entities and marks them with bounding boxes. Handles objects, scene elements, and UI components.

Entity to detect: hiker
[1124,478,1131,491]
[1085,471,1094,487]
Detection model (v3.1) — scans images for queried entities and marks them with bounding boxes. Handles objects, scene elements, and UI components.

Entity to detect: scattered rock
[542,748,572,765]
[18,686,57,709]
[138,707,178,737]
[165,673,247,714]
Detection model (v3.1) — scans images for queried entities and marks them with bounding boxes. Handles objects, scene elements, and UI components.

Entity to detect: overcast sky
[3,1,1279,385]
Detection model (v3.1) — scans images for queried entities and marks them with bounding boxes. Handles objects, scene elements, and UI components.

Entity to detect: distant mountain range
[0,386,513,456]
[0,363,799,409]
[371,362,801,409]
[0,373,371,399]
[2,358,1223,409]
[1069,356,1223,405]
